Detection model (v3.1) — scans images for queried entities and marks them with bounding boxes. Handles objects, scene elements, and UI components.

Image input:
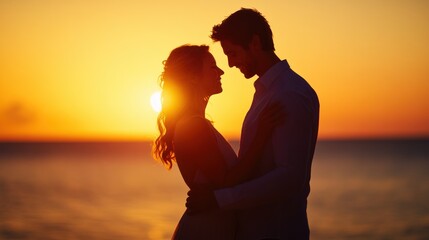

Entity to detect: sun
[150,91,162,113]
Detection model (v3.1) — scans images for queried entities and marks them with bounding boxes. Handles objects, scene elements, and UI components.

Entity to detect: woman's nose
[217,67,224,76]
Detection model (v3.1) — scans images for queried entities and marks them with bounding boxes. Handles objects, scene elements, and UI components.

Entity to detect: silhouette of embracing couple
[153,8,319,240]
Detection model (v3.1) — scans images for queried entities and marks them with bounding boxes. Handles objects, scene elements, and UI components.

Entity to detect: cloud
[1,101,37,126]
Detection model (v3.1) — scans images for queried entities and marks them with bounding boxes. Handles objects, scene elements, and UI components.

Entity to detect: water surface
[1,140,428,240]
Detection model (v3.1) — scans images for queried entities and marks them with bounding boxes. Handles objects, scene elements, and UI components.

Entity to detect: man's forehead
[220,40,239,52]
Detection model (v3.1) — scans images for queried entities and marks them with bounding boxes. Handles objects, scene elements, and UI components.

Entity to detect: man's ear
[249,34,262,52]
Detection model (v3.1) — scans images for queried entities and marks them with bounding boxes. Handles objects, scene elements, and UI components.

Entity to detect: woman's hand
[256,102,285,141]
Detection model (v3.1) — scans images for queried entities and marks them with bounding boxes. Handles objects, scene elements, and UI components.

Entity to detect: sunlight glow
[1,1,428,140]
[150,91,162,113]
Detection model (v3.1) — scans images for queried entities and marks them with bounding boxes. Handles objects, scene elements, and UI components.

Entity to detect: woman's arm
[184,103,284,215]
[175,104,282,190]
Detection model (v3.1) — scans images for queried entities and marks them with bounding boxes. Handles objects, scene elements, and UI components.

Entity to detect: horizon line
[1,135,428,143]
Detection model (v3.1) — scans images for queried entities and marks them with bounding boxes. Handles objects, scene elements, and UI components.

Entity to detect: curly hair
[153,44,210,169]
[211,8,275,51]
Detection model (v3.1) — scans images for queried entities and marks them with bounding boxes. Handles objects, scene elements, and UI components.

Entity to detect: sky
[1,0,428,141]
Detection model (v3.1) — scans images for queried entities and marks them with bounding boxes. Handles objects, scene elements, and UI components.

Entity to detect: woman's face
[200,52,224,97]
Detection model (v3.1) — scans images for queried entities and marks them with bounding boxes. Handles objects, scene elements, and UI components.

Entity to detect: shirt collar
[254,59,290,92]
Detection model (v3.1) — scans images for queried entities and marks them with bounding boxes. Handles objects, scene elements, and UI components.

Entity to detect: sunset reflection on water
[1,140,428,240]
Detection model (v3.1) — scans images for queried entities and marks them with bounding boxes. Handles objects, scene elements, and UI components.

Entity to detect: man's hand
[185,188,219,215]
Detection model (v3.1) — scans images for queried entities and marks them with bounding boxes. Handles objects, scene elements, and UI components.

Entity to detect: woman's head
[154,44,224,169]
[160,45,224,113]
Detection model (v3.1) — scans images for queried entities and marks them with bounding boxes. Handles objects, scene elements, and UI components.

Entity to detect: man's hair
[211,8,275,51]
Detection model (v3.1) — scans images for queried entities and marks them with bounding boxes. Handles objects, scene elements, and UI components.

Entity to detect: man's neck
[256,52,281,77]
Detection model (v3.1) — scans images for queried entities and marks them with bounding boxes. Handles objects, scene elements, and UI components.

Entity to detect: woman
[153,45,279,239]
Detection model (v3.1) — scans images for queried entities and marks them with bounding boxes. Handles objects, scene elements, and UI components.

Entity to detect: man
[187,8,319,239]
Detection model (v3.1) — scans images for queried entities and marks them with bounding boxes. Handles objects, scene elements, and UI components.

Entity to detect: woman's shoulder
[175,115,213,141]
[176,115,211,131]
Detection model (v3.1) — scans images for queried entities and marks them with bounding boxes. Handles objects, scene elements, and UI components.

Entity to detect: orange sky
[1,0,428,141]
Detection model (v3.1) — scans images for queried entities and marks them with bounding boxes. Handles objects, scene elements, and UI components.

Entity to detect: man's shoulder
[273,70,310,91]
[272,70,318,103]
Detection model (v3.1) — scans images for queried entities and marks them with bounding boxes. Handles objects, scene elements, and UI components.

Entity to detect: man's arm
[215,92,318,209]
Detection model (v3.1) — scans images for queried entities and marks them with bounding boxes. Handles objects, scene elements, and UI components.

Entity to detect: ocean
[0,139,428,240]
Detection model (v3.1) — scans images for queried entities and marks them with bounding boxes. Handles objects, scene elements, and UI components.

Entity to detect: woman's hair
[211,8,274,51]
[153,44,210,169]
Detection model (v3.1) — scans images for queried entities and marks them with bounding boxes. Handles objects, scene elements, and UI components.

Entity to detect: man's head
[211,8,274,51]
[211,8,275,78]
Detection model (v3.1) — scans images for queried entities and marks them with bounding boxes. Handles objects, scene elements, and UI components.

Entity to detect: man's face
[220,40,257,79]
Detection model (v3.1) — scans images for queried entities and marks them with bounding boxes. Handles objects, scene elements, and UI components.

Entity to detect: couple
[153,8,319,240]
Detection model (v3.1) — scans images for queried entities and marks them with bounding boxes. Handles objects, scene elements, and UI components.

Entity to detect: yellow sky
[1,0,428,141]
